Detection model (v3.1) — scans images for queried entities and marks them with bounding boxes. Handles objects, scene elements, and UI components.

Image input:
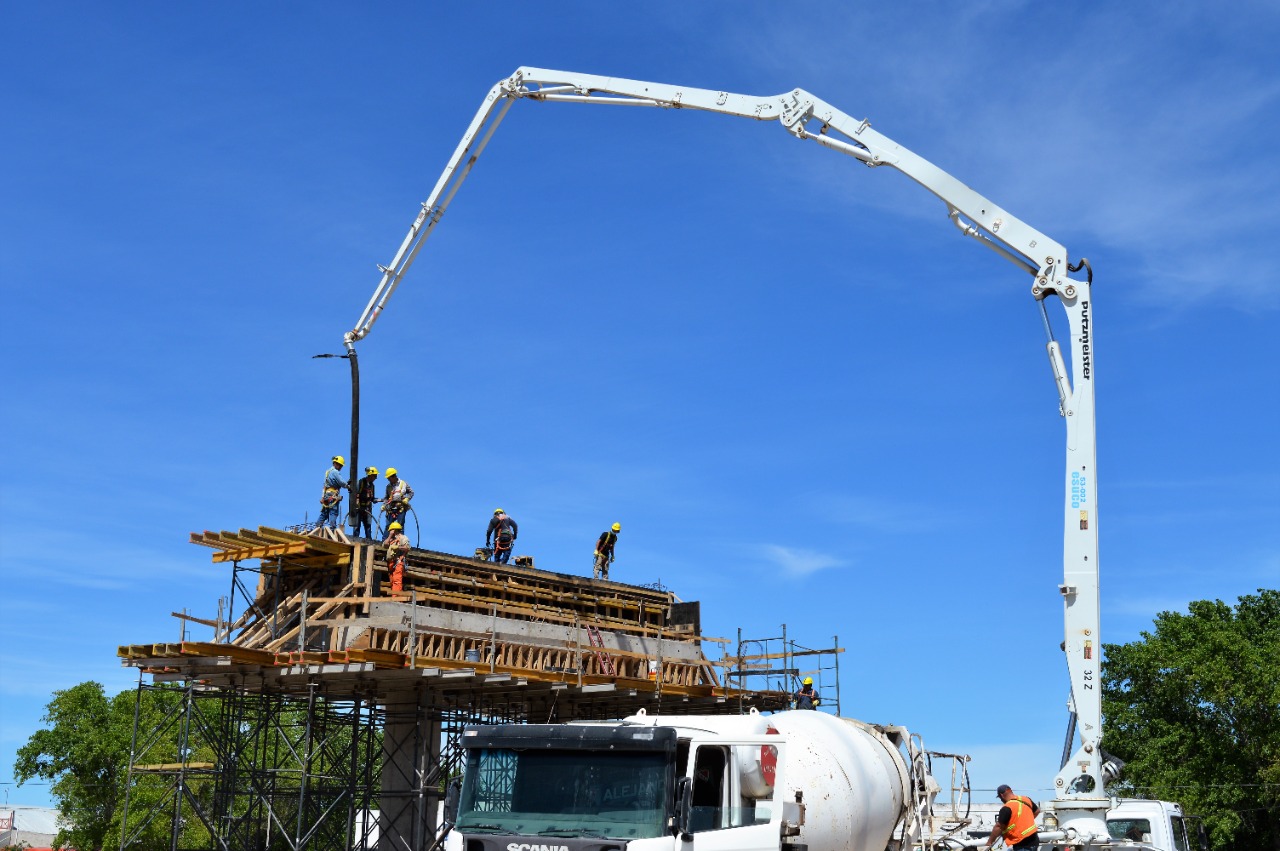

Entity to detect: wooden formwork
[120,525,786,712]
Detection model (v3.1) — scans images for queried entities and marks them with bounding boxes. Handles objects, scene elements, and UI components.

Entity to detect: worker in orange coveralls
[385,521,410,594]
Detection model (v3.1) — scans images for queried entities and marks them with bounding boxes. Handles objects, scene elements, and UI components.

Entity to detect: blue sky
[2,2,1277,810]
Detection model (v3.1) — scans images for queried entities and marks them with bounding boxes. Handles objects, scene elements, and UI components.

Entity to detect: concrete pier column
[379,691,441,851]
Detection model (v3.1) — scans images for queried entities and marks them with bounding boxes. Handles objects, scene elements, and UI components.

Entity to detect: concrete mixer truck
[445,708,941,851]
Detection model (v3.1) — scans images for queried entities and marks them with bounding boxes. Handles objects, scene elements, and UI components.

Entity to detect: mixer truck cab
[1105,799,1207,851]
[446,709,925,851]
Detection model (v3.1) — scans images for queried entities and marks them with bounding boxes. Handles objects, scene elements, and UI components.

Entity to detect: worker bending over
[317,455,347,529]
[984,785,1040,851]
[794,677,820,710]
[382,468,413,539]
[354,466,381,539]
[384,521,410,594]
[594,523,620,580]
[485,508,518,564]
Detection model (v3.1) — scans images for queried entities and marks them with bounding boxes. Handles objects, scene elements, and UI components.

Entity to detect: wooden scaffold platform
[112,524,792,851]
[119,525,788,716]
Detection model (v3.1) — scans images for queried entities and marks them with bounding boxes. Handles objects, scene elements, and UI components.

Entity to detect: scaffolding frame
[118,527,789,851]
[117,678,385,851]
[722,625,844,714]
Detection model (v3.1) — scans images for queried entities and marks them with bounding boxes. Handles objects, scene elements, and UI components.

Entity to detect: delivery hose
[408,504,422,548]
[1067,257,1093,285]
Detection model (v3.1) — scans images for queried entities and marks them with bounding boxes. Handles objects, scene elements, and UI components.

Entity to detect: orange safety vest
[1001,795,1038,845]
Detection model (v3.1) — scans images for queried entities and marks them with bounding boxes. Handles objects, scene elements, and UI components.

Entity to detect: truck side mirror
[673,776,693,840]
[444,778,462,825]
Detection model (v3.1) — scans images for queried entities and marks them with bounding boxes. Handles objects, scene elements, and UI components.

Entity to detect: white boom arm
[344,67,1105,841]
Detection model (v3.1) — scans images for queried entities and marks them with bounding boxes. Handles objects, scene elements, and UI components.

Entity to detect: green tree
[15,682,381,851]
[13,682,198,851]
[1102,589,1280,851]
[14,682,133,851]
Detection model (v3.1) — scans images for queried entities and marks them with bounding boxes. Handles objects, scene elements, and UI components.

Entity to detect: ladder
[585,625,616,676]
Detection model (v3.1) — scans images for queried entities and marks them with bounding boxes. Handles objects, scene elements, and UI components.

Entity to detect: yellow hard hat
[365,466,378,476]
[802,676,813,685]
[612,522,621,532]
[386,467,398,477]
[494,508,504,515]
[388,522,403,531]
[332,455,345,466]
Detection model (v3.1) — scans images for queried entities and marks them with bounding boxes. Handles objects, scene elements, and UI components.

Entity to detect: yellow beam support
[211,542,310,562]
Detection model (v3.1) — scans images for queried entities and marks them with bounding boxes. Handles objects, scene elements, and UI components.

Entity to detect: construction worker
[317,455,347,529]
[353,466,380,539]
[384,521,410,594]
[794,676,821,710]
[594,523,620,580]
[485,508,519,564]
[382,468,414,539]
[984,785,1040,851]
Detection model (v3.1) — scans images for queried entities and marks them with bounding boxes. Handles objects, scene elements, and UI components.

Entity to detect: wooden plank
[262,583,357,652]
[260,526,351,554]
[370,583,662,636]
[715,647,845,664]
[171,611,219,628]
[180,642,276,666]
[235,528,281,546]
[275,554,352,568]
[212,542,310,563]
[345,648,406,669]
[189,531,230,550]
[253,527,307,544]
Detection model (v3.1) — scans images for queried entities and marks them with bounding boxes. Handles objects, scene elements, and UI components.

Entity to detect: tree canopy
[1102,588,1280,851]
[14,680,381,851]
[14,682,139,851]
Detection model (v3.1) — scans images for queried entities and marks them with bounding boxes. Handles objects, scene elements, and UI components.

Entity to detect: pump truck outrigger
[338,69,1107,847]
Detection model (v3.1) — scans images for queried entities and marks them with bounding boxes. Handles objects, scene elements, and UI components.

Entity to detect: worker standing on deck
[382,468,414,538]
[317,456,347,529]
[984,785,1040,851]
[794,677,821,710]
[594,523,620,579]
[353,466,380,539]
[384,521,410,594]
[486,508,519,564]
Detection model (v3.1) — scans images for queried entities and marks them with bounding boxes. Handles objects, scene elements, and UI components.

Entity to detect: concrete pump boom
[342,67,1105,844]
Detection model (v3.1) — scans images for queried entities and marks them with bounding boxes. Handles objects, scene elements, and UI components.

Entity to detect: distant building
[0,805,61,850]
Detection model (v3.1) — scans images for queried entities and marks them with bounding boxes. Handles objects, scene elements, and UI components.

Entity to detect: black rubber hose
[346,346,361,534]
[1067,257,1093,285]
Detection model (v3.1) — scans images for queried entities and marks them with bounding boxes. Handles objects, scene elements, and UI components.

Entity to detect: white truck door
[682,745,777,851]
[1169,815,1191,851]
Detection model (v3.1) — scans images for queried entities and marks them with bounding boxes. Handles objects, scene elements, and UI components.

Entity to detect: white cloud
[733,6,1280,312]
[757,543,845,577]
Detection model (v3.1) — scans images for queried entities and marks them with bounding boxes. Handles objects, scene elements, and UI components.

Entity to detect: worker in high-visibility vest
[381,468,414,539]
[385,521,410,594]
[984,785,1040,851]
[594,523,620,580]
[317,456,347,529]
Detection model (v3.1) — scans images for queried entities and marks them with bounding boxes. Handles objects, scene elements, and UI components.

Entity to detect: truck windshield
[457,748,669,839]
